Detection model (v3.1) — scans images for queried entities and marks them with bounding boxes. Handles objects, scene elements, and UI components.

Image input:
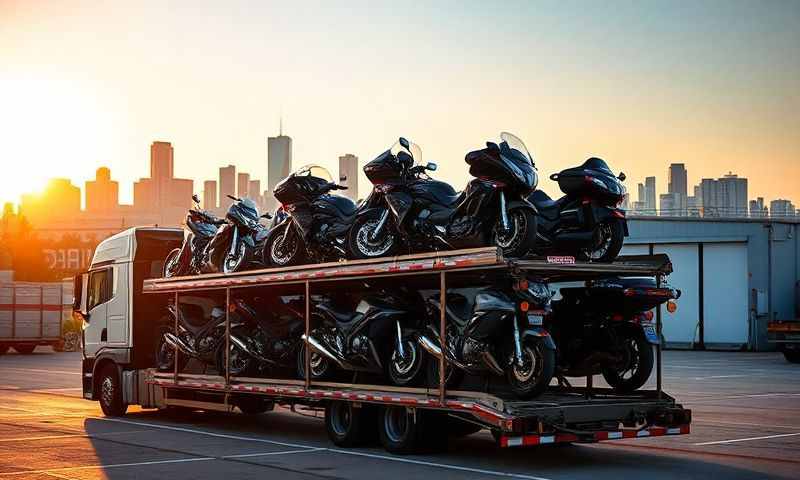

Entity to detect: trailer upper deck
[143,247,673,293]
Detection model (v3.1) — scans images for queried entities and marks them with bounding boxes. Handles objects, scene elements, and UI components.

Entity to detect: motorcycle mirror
[399,137,410,150]
[618,172,626,182]
[191,194,200,204]
[486,141,500,152]
[260,213,273,219]
[227,194,239,201]
[426,162,438,171]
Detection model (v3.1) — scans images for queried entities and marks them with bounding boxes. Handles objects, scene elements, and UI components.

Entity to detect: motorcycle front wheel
[155,325,188,372]
[578,219,625,263]
[493,208,537,258]
[387,336,425,386]
[296,343,333,381]
[265,223,306,267]
[506,338,555,400]
[163,248,184,278]
[223,241,247,274]
[348,210,399,260]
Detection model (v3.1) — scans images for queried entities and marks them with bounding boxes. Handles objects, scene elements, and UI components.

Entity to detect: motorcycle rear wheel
[348,210,398,260]
[578,219,624,263]
[601,332,653,393]
[296,343,333,381]
[493,208,537,258]
[265,223,306,267]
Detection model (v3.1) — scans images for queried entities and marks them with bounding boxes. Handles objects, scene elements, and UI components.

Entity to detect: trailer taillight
[666,301,678,313]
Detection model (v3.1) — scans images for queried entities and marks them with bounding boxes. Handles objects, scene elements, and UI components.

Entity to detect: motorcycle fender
[506,198,539,216]
[592,205,629,236]
[521,328,556,350]
[385,191,413,226]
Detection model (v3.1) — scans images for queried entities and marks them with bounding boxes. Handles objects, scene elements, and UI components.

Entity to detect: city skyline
[2,2,799,210]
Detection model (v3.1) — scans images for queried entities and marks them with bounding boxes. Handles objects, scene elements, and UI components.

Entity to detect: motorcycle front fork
[498,190,510,232]
[370,209,391,242]
[512,315,524,367]
[229,226,239,256]
[395,320,405,358]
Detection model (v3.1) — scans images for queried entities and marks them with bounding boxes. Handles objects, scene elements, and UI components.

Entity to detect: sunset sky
[1,0,798,207]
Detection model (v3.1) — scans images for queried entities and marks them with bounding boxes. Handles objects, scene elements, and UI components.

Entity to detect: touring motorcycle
[349,133,538,260]
[417,279,556,399]
[155,296,227,373]
[205,194,272,273]
[301,288,427,386]
[264,165,358,266]
[163,194,225,278]
[548,276,680,392]
[528,157,628,262]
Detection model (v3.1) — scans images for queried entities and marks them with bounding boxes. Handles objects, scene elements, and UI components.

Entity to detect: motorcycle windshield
[500,132,534,166]
[293,164,333,182]
[390,139,422,166]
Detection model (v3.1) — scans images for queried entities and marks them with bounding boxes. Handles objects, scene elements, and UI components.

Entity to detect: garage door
[703,243,748,346]
[652,244,700,347]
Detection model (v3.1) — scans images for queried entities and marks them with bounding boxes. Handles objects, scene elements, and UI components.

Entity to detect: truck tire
[13,344,36,355]
[377,405,430,454]
[783,349,800,364]
[97,365,128,417]
[235,396,273,415]
[325,401,375,447]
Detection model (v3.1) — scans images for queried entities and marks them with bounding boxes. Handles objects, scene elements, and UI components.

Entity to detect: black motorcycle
[349,133,538,260]
[223,295,306,377]
[528,157,628,262]
[417,279,556,399]
[548,277,680,392]
[301,289,426,386]
[163,194,225,278]
[155,296,227,373]
[264,165,357,266]
[205,194,272,273]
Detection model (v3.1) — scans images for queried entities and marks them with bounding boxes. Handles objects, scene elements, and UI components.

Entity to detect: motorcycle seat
[315,301,356,324]
[529,190,563,219]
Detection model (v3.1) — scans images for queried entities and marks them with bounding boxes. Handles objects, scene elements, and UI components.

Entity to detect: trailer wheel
[236,396,272,415]
[97,365,128,417]
[325,401,374,447]
[378,406,429,454]
[13,344,36,355]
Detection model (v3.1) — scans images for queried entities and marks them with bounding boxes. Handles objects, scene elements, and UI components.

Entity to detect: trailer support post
[656,274,663,399]
[439,271,446,405]
[225,288,231,388]
[304,280,311,391]
[173,291,179,385]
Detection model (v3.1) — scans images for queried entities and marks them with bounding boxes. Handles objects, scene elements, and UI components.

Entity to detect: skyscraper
[749,197,766,217]
[719,173,748,217]
[132,141,192,225]
[219,165,236,210]
[237,172,250,199]
[770,199,796,218]
[645,177,656,214]
[19,178,81,226]
[248,180,263,210]
[85,167,119,213]
[668,163,688,215]
[338,154,359,202]
[203,180,217,210]
[267,127,292,212]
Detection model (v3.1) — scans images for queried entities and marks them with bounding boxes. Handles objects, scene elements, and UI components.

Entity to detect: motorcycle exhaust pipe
[301,334,348,369]
[163,333,198,358]
[229,335,277,365]
[418,335,443,359]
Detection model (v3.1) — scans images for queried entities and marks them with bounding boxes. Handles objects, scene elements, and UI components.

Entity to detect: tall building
[699,178,721,216]
[237,172,250,199]
[203,180,217,210]
[85,167,119,213]
[770,199,796,218]
[248,180,263,210]
[20,178,81,227]
[719,173,748,217]
[267,129,292,212]
[132,141,192,225]
[338,154,359,202]
[659,193,680,216]
[219,165,236,210]
[750,197,766,218]
[668,163,688,215]
[645,177,656,214]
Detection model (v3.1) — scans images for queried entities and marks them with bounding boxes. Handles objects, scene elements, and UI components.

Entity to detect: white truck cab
[75,227,182,415]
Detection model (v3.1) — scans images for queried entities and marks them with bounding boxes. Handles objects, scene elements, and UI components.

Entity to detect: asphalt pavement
[0,348,798,479]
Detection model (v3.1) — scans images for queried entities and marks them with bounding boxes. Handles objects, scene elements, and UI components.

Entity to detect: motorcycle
[349,133,538,260]
[264,165,358,266]
[222,295,306,377]
[417,279,556,399]
[205,194,272,273]
[301,288,427,386]
[163,194,225,277]
[155,296,227,373]
[528,157,628,262]
[548,277,680,392]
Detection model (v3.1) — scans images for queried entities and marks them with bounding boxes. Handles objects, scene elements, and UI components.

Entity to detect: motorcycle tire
[506,338,555,400]
[425,352,463,390]
[155,324,188,373]
[222,241,247,274]
[163,248,184,278]
[216,339,253,377]
[578,219,625,263]
[348,210,399,260]
[493,208,537,258]
[296,343,333,381]
[387,336,426,387]
[601,332,654,393]
[264,223,306,267]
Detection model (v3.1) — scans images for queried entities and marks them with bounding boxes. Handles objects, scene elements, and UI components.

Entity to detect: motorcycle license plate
[527,313,544,326]
[643,325,659,343]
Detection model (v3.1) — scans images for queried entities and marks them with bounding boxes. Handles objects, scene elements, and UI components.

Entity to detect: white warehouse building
[623,217,800,351]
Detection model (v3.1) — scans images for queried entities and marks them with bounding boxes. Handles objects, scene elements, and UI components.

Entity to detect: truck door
[83,267,113,357]
[106,264,129,345]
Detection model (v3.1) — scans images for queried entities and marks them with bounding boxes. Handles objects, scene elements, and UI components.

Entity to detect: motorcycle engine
[350,335,371,357]
[461,337,486,364]
[197,336,215,354]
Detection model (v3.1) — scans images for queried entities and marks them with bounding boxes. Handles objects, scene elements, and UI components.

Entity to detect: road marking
[96,417,555,480]
[1,367,81,376]
[31,387,83,393]
[225,447,326,458]
[0,457,215,476]
[683,392,800,403]
[693,432,800,446]
[692,374,754,380]
[0,430,148,443]
[693,419,800,430]
[330,449,554,480]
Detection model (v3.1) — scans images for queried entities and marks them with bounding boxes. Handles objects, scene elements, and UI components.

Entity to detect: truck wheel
[97,365,128,417]
[13,344,36,355]
[325,401,374,447]
[236,396,272,415]
[783,349,800,364]
[378,406,429,454]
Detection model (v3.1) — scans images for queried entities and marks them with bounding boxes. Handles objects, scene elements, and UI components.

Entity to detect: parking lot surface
[0,349,798,479]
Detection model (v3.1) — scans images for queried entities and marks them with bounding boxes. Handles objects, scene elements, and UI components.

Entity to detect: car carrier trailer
[76,227,690,453]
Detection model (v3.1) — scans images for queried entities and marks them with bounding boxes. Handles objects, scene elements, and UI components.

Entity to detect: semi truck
[1,280,66,354]
[75,227,690,453]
